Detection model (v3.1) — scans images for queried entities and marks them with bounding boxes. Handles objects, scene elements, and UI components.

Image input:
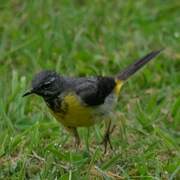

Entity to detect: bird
[23,49,162,152]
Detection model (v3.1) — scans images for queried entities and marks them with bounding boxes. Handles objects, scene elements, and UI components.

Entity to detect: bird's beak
[22,89,34,97]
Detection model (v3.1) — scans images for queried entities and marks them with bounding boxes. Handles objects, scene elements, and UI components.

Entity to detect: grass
[0,0,179,179]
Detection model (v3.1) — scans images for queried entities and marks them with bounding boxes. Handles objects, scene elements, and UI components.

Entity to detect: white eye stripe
[44,77,56,85]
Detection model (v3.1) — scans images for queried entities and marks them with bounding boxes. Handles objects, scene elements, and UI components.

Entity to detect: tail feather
[117,49,163,80]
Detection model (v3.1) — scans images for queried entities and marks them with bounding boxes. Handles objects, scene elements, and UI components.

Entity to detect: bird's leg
[101,119,115,153]
[65,127,80,149]
[72,127,80,149]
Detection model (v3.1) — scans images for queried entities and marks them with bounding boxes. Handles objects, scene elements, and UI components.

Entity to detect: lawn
[0,0,179,179]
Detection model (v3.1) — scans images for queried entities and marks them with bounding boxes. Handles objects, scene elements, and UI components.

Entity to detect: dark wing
[74,76,116,106]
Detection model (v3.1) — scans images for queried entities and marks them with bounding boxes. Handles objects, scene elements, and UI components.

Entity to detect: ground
[0,0,179,179]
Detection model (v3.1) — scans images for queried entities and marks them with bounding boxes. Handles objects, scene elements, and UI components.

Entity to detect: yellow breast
[51,93,95,127]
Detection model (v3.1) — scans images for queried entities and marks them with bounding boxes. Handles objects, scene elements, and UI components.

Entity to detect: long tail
[117,49,163,80]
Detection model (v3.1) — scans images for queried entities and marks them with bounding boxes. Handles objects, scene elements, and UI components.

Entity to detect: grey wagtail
[23,49,162,152]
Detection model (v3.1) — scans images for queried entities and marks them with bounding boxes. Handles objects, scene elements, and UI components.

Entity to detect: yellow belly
[50,80,123,128]
[51,94,95,127]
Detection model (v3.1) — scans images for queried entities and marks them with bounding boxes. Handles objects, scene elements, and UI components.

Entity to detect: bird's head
[23,70,62,99]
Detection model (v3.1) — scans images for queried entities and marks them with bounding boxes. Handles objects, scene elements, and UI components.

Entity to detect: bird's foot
[101,125,116,154]
[74,136,81,151]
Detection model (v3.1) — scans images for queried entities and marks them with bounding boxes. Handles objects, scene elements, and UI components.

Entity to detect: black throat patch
[44,96,68,117]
